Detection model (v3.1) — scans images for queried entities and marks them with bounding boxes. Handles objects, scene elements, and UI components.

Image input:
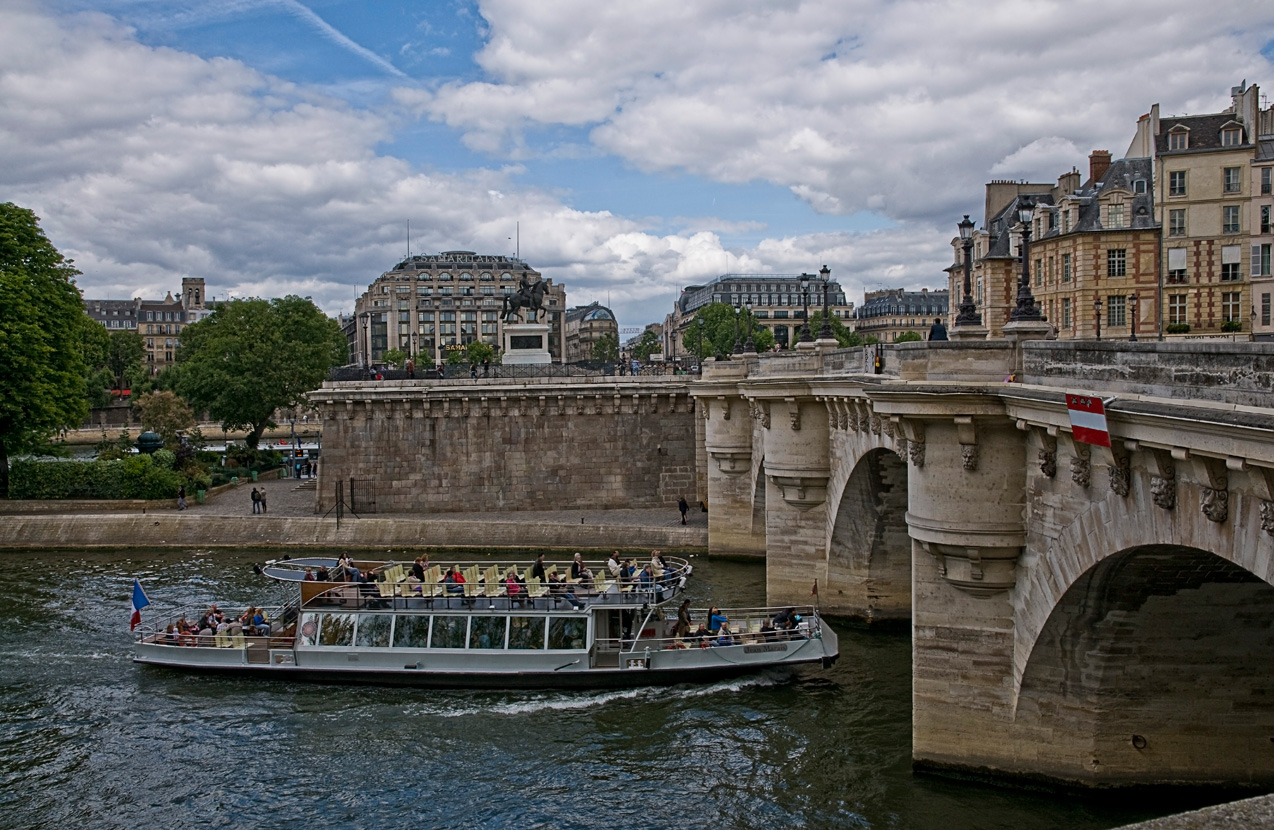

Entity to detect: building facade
[563,302,618,363]
[854,288,949,341]
[350,252,567,367]
[1250,133,1274,339]
[664,273,853,355]
[83,276,208,374]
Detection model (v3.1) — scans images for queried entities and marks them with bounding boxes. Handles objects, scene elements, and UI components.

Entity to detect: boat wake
[414,672,786,718]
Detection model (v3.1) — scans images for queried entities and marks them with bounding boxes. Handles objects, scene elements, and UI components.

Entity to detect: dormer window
[1168,126,1189,151]
[1134,179,1147,194]
[1107,202,1126,229]
[1221,127,1242,146]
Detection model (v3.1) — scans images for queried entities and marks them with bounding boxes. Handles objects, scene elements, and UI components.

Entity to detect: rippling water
[0,549,1204,828]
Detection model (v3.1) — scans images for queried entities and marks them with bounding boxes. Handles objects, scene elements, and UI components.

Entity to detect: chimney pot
[1089,150,1112,184]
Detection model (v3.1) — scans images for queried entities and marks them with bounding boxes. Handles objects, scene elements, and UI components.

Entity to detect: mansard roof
[1157,112,1247,152]
[1037,156,1157,239]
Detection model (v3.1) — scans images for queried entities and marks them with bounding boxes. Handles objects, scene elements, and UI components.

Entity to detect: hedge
[10,456,185,500]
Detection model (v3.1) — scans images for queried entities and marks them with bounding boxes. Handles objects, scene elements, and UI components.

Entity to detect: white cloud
[426,0,1274,224]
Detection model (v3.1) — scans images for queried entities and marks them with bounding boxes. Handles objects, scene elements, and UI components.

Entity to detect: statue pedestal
[502,323,552,365]
[949,325,989,341]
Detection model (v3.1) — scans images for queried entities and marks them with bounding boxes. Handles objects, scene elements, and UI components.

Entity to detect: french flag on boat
[130,578,150,631]
[1066,394,1111,448]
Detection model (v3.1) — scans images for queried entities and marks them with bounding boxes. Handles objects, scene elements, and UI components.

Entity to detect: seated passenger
[714,623,736,647]
[253,609,271,637]
[761,620,778,642]
[638,564,654,590]
[606,551,621,578]
[164,624,179,645]
[444,565,466,594]
[562,583,584,610]
[505,569,526,601]
[692,623,711,647]
[303,569,316,581]
[570,553,587,581]
[412,556,427,582]
[316,566,330,581]
[772,607,797,629]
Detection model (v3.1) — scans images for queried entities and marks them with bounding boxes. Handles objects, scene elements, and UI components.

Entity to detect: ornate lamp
[744,299,756,352]
[732,301,743,355]
[818,265,834,340]
[1128,293,1139,342]
[954,214,981,326]
[1094,297,1103,341]
[799,273,813,342]
[1009,197,1043,322]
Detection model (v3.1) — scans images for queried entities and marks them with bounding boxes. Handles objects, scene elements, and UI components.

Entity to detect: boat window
[430,616,467,649]
[355,614,393,648]
[298,613,320,646]
[392,615,430,648]
[468,616,507,649]
[508,617,545,650]
[548,617,587,650]
[318,613,356,647]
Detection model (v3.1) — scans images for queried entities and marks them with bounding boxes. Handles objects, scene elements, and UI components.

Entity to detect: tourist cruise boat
[132,555,838,687]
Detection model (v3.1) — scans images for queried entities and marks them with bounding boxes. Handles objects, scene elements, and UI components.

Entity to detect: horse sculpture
[501,279,548,323]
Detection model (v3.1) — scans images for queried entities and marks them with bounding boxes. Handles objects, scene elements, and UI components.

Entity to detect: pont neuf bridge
[312,338,1274,789]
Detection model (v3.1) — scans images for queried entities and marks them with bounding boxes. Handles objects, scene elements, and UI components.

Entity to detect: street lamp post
[954,214,981,327]
[1009,198,1043,322]
[744,300,755,352]
[1128,293,1139,342]
[799,273,813,342]
[732,301,743,355]
[1094,297,1103,341]
[818,265,834,340]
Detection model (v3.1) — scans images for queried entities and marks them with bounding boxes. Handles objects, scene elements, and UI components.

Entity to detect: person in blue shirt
[708,606,727,634]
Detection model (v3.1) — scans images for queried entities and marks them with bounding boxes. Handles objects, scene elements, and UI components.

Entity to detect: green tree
[444,349,466,366]
[175,296,346,448]
[465,341,495,366]
[133,390,196,449]
[806,311,863,348]
[682,303,775,359]
[381,348,406,368]
[895,331,923,343]
[591,333,618,363]
[106,330,145,389]
[631,329,661,361]
[0,204,91,497]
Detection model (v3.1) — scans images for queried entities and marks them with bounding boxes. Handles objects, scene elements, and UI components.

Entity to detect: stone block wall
[312,382,697,514]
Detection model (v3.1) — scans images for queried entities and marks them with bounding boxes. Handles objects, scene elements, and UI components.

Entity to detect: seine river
[0,549,1218,829]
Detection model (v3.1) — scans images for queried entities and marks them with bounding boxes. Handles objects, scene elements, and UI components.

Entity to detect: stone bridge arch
[1007,471,1274,785]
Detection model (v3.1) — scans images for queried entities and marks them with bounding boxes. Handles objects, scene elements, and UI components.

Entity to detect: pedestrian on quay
[259,488,268,514]
[177,484,187,511]
[251,487,261,514]
[677,495,688,525]
[928,317,948,342]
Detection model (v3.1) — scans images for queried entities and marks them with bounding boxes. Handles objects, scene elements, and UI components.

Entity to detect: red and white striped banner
[1066,394,1111,447]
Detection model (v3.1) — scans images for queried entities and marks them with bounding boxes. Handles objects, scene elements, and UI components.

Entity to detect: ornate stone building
[853,288,948,342]
[563,302,618,363]
[83,276,208,374]
[350,252,567,366]
[664,273,853,356]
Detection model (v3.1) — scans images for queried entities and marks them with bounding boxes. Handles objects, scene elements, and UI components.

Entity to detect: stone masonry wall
[312,382,697,514]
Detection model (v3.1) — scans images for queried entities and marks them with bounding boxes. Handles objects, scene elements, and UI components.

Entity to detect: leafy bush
[152,448,176,469]
[894,331,923,343]
[1221,320,1242,333]
[1165,323,1190,334]
[11,455,184,500]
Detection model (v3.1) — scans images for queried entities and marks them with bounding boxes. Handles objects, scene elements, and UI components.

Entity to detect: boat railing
[133,581,304,649]
[594,606,826,654]
[298,571,688,613]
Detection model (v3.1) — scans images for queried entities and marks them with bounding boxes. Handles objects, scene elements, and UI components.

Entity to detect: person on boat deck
[530,553,547,582]
[316,566,330,581]
[164,624,179,645]
[252,609,271,637]
[239,607,255,631]
[675,600,692,638]
[771,607,797,629]
[650,550,667,572]
[713,622,736,647]
[708,606,728,634]
[692,623,711,647]
[570,553,587,581]
[504,568,526,600]
[303,569,316,581]
[561,580,584,610]
[444,565,466,594]
[638,564,654,593]
[761,619,779,642]
[606,551,621,578]
[411,557,426,582]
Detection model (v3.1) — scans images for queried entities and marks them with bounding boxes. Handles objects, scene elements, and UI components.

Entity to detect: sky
[4,1,1274,331]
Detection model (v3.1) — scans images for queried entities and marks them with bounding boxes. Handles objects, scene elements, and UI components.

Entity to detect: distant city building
[1254,132,1274,340]
[563,302,618,363]
[82,276,209,374]
[854,288,949,342]
[663,272,853,357]
[350,252,567,366]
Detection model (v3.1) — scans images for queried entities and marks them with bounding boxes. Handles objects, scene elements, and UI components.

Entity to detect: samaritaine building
[351,252,567,366]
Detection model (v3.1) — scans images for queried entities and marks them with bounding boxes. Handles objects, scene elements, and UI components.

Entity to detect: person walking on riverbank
[250,488,261,514]
[678,495,688,525]
[177,485,187,511]
[259,488,268,514]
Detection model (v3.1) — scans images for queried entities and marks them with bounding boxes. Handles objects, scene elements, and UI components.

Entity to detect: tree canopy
[681,302,775,359]
[806,311,864,348]
[174,296,346,448]
[133,390,195,449]
[0,203,91,496]
[631,329,661,361]
[591,332,618,363]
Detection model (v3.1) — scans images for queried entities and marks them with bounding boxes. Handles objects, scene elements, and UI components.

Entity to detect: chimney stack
[1089,150,1112,185]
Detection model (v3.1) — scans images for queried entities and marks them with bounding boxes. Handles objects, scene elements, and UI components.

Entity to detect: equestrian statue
[501,275,548,323]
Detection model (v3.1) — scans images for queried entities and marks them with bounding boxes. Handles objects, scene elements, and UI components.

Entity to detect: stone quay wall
[311,378,698,515]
